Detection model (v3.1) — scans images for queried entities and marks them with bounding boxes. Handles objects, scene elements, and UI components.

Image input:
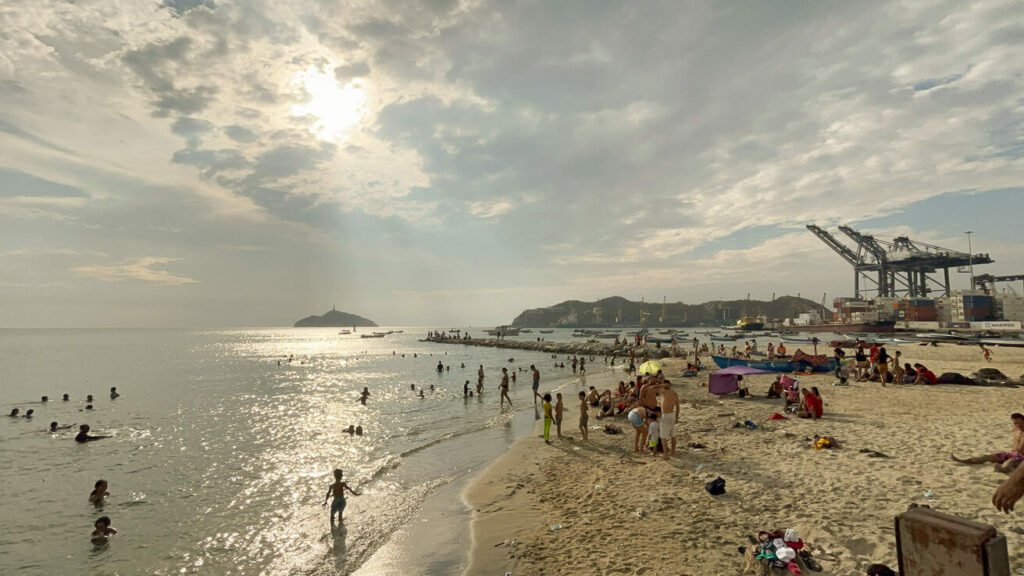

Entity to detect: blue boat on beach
[711,355,837,373]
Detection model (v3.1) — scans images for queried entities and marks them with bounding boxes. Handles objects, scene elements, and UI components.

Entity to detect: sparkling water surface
[0,328,590,575]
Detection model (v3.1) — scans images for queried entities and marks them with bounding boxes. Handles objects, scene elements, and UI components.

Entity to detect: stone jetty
[422,335,683,358]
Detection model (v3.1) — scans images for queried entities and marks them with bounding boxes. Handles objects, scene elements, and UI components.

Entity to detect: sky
[1,0,1022,328]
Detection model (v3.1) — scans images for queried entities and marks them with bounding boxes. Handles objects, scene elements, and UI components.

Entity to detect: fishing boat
[735,315,765,331]
[338,330,352,335]
[360,333,385,339]
[712,355,837,373]
[646,336,675,344]
[539,330,554,334]
[782,336,819,343]
[520,329,533,333]
[711,335,739,342]
[597,333,621,339]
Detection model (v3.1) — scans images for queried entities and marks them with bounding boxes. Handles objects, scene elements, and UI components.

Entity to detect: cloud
[72,257,198,285]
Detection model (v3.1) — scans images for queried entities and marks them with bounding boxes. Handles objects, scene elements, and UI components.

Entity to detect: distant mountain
[510,295,827,328]
[294,307,378,328]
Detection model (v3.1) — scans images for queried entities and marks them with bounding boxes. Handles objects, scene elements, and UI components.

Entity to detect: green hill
[510,295,826,328]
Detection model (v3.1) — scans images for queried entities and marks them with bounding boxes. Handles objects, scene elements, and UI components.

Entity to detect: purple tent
[709,365,775,395]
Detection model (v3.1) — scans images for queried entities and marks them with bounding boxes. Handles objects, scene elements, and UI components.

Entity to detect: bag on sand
[705,476,726,496]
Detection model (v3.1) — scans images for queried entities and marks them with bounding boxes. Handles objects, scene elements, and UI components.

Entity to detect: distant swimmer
[460,363,465,369]
[85,405,94,411]
[86,395,94,403]
[464,380,470,397]
[437,361,444,373]
[360,387,370,405]
[411,384,416,391]
[41,396,48,403]
[91,516,117,543]
[355,426,363,436]
[419,389,425,399]
[62,394,70,401]
[49,421,75,432]
[429,384,435,392]
[344,425,355,435]
[89,479,110,504]
[9,408,19,417]
[75,424,110,443]
[24,409,34,419]
[499,368,512,407]
[109,387,119,400]
[323,469,361,526]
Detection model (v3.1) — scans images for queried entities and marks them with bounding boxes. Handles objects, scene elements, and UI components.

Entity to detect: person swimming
[23,409,34,419]
[91,516,117,542]
[9,408,19,417]
[75,424,110,443]
[109,387,119,399]
[49,421,75,432]
[86,395,94,403]
[355,425,363,436]
[344,425,356,435]
[359,387,370,405]
[89,479,110,503]
[41,396,49,402]
[62,394,70,401]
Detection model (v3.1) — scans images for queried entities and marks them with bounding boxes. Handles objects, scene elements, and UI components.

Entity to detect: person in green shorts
[542,393,553,444]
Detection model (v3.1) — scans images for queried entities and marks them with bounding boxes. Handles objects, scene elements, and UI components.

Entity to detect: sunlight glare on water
[0,328,588,575]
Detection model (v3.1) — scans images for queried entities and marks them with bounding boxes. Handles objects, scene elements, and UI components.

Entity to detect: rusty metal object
[896,508,1009,576]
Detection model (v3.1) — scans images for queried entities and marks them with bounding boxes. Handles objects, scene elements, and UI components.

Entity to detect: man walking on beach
[499,368,512,406]
[659,380,680,459]
[531,365,541,404]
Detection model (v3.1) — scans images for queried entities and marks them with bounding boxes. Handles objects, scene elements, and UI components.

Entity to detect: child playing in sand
[323,469,361,526]
[954,413,1024,473]
[91,516,117,542]
[554,393,564,439]
[647,410,661,454]
[578,391,589,440]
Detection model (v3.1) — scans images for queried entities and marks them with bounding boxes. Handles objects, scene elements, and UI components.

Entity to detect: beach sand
[465,343,1024,575]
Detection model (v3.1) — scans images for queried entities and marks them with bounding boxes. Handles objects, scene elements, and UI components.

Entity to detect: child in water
[323,469,361,526]
[90,479,110,503]
[91,516,117,542]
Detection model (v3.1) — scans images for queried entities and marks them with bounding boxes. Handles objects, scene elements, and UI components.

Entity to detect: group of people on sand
[763,375,824,419]
[533,368,682,460]
[832,343,938,386]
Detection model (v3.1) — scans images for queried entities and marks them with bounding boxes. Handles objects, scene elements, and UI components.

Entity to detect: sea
[0,328,598,576]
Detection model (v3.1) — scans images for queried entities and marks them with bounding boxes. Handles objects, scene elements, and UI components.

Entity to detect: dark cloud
[334,61,371,83]
[224,125,258,142]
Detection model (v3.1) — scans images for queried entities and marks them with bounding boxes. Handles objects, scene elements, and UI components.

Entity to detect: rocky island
[293,307,378,328]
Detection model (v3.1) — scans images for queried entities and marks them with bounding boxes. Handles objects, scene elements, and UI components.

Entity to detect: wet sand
[465,343,1024,575]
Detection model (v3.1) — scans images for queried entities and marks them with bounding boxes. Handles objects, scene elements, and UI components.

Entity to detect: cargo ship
[789,321,896,334]
[735,315,765,331]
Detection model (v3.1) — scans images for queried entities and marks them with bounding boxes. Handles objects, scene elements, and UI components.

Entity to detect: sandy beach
[465,343,1024,575]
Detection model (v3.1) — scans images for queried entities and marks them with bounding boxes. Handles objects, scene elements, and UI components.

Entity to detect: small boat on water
[711,336,739,342]
[781,336,819,343]
[539,330,554,334]
[711,355,837,373]
[338,330,352,335]
[646,336,674,344]
[361,333,385,339]
[520,329,533,333]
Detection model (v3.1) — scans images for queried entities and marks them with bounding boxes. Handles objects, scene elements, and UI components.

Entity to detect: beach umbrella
[637,360,663,375]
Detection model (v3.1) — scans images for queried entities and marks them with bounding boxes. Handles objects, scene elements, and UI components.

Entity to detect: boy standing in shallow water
[323,469,361,526]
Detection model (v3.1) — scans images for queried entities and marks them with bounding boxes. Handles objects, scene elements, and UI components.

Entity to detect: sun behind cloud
[291,65,368,141]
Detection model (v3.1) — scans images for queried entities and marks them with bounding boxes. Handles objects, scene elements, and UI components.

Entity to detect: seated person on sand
[784,381,800,409]
[767,376,784,399]
[953,413,1024,473]
[912,363,938,385]
[796,388,823,419]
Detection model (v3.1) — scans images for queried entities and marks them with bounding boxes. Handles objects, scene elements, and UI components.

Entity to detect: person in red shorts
[954,413,1024,472]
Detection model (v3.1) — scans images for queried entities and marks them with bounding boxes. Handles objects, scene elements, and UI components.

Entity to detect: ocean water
[0,328,588,576]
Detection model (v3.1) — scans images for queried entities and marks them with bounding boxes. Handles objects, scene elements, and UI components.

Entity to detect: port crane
[806,225,994,298]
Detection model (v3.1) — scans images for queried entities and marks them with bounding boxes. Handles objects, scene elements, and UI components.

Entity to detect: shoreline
[462,346,1024,575]
[464,363,630,575]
